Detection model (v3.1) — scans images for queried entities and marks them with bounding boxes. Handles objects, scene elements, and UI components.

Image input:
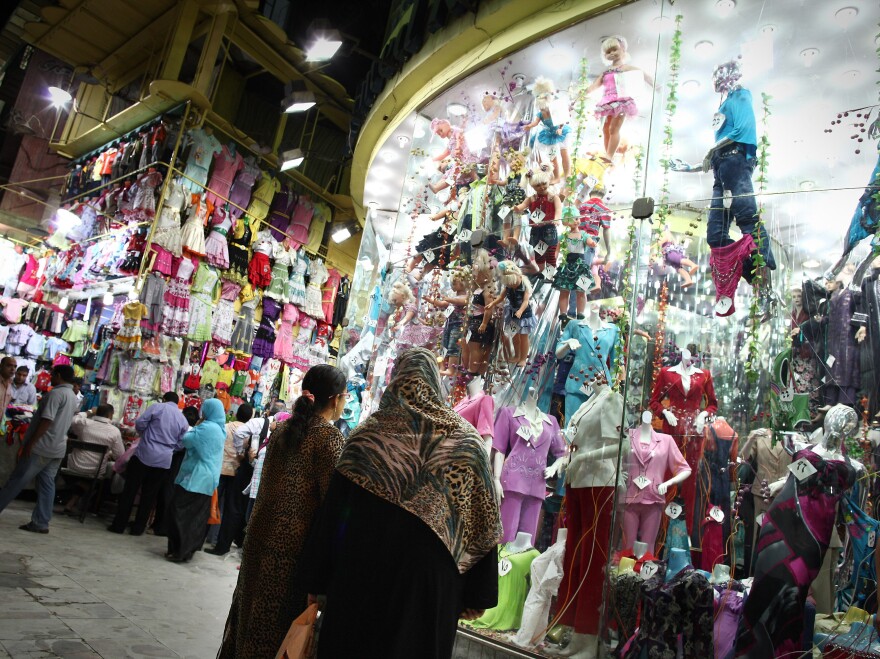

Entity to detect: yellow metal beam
[193,9,232,97]
[350,0,632,222]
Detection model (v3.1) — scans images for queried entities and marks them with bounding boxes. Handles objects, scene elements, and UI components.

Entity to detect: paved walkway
[0,501,239,658]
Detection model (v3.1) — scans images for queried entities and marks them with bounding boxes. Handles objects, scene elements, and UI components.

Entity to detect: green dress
[463,544,540,630]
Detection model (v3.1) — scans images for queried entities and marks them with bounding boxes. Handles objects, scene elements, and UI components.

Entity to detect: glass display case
[343,0,880,655]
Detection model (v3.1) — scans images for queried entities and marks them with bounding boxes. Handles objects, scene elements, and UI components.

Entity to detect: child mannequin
[484,261,536,367]
[425,269,470,376]
[465,251,497,375]
[660,227,698,289]
[554,205,594,320]
[522,77,571,181]
[585,36,655,162]
[514,168,562,272]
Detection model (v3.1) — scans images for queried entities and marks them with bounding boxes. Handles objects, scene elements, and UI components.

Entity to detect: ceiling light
[368,201,378,210]
[841,69,862,87]
[834,6,858,28]
[413,125,426,139]
[396,135,410,149]
[47,86,72,108]
[715,0,736,18]
[306,30,343,62]
[369,166,393,180]
[280,148,304,171]
[58,296,69,310]
[102,290,114,305]
[55,207,81,232]
[799,180,816,191]
[282,91,316,113]
[381,150,397,163]
[681,79,701,94]
[694,40,715,57]
[802,259,821,269]
[447,103,467,117]
[760,24,776,35]
[800,48,820,68]
[652,15,675,32]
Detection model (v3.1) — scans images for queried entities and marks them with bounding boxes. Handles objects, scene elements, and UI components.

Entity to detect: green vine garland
[654,14,684,232]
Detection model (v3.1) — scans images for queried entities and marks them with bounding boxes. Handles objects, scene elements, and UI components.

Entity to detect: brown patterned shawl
[336,347,502,573]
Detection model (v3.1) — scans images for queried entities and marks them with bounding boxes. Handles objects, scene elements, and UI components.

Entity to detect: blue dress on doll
[534,111,571,146]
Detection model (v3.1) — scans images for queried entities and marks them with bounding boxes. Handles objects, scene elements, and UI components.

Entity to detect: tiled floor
[0,501,240,658]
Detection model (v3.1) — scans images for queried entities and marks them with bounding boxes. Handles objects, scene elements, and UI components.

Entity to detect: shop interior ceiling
[364,0,877,280]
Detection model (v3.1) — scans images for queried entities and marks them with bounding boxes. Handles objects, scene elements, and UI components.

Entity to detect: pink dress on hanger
[162,257,196,337]
[274,303,299,364]
[287,197,315,248]
[204,145,244,209]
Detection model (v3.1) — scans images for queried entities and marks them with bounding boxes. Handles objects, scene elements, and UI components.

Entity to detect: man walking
[10,366,37,406]
[0,364,78,533]
[108,392,189,535]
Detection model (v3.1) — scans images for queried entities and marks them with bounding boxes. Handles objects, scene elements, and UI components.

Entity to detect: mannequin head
[791,288,803,310]
[601,36,629,66]
[481,94,499,113]
[822,404,858,452]
[533,76,556,112]
[389,280,414,307]
[473,249,493,288]
[450,269,468,294]
[825,277,842,293]
[680,348,693,367]
[498,260,524,289]
[641,410,652,425]
[527,167,551,195]
[713,58,743,94]
[430,118,452,139]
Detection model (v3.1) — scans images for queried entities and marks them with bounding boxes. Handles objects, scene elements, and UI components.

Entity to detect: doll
[406,200,458,283]
[659,228,698,289]
[488,149,528,246]
[514,168,562,272]
[387,280,435,350]
[554,206,595,320]
[425,269,470,377]
[585,36,655,162]
[522,77,571,181]
[579,185,612,293]
[464,251,497,376]
[482,94,526,153]
[484,260,536,367]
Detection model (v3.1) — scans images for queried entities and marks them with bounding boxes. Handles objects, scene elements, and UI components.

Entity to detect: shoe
[19,523,48,534]
[166,554,186,563]
[129,530,144,537]
[107,525,124,534]
[204,547,228,556]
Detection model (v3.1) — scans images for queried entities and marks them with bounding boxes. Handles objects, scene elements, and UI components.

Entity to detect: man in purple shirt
[108,392,190,535]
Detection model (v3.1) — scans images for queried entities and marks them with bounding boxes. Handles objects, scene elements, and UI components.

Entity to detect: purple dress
[251,297,283,359]
[734,448,856,657]
[267,186,297,241]
[228,160,261,219]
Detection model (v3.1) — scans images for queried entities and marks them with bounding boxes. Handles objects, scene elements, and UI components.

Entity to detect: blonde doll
[522,77,571,182]
[425,269,470,376]
[464,251,496,375]
[585,36,655,162]
[513,168,562,272]
[483,260,535,367]
[387,280,437,350]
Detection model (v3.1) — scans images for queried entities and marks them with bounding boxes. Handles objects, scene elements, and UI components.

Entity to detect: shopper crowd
[0,349,503,658]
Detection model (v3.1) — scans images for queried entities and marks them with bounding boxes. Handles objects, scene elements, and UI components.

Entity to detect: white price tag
[755,513,765,527]
[709,507,725,523]
[516,425,533,440]
[424,250,435,263]
[788,457,818,481]
[498,205,511,220]
[458,229,473,243]
[445,175,455,186]
[531,209,546,223]
[534,241,549,256]
[712,112,726,130]
[665,503,683,519]
[641,561,659,580]
[633,475,651,490]
[504,321,519,337]
[579,384,592,396]
[367,319,377,329]
[465,331,472,343]
[576,275,592,291]
[869,531,877,548]
[543,265,557,281]
[499,558,513,577]
[444,305,455,318]
[826,355,836,367]
[585,175,599,189]
[373,356,390,377]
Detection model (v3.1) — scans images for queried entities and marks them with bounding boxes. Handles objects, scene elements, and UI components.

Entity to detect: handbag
[274,603,319,659]
[208,489,221,525]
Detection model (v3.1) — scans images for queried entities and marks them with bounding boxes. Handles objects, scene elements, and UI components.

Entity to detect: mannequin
[493,388,565,540]
[735,405,861,657]
[453,375,495,453]
[649,348,717,533]
[739,428,790,555]
[823,271,860,406]
[622,410,691,552]
[632,540,648,560]
[693,416,738,569]
[556,303,619,420]
[514,528,568,649]
[854,254,880,418]
[549,377,624,659]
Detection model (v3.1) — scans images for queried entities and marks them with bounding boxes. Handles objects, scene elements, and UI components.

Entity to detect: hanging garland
[744,92,772,383]
[650,281,670,385]
[653,14,684,232]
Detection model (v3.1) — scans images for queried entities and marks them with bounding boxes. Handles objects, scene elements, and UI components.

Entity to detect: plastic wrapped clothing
[513,533,567,649]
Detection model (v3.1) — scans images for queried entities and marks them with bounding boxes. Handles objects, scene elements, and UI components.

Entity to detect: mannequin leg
[500,491,525,543]
[621,506,640,550]
[639,503,664,552]
[558,289,571,317]
[518,495,543,541]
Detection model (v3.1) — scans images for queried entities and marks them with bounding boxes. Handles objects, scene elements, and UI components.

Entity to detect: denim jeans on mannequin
[708,144,776,271]
[0,454,63,529]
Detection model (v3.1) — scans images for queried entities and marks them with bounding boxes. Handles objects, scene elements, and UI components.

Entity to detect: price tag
[576,275,592,291]
[516,425,533,440]
[367,319,377,329]
[444,305,455,318]
[585,175,599,189]
[373,356,390,377]
[826,355,836,367]
[534,241,549,256]
[788,457,818,481]
[444,175,455,186]
[504,321,519,337]
[869,531,877,548]
[579,384,592,396]
[709,507,725,523]
[641,561,659,580]
[665,503,682,519]
[543,265,557,280]
[499,558,513,576]
[498,205,511,220]
[633,475,651,490]
[424,250,435,263]
[755,513,765,527]
[465,331,472,343]
[458,229,473,243]
[711,112,726,130]
[531,209,546,223]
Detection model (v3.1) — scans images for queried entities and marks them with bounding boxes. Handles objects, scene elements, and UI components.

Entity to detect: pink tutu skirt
[204,229,229,269]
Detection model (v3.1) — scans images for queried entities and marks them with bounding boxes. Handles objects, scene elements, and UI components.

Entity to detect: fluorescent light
[369,166,393,180]
[55,207,81,232]
[306,31,343,62]
[694,40,714,57]
[102,290,114,305]
[715,0,736,17]
[331,226,352,243]
[834,6,858,28]
[59,296,69,310]
[280,148,304,171]
[802,259,821,269]
[47,86,72,108]
[447,103,467,117]
[282,91,316,113]
[464,126,488,152]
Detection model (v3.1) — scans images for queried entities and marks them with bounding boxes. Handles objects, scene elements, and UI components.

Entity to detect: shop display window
[343,0,879,655]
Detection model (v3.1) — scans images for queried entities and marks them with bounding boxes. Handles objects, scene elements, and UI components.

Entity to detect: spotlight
[715,0,736,18]
[47,86,72,108]
[59,296,69,310]
[55,208,81,232]
[282,91,316,113]
[280,148,305,171]
[331,221,360,244]
[306,30,343,62]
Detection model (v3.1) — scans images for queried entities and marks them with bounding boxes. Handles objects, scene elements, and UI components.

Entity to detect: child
[514,168,562,272]
[483,260,536,367]
[425,269,469,376]
[554,206,594,320]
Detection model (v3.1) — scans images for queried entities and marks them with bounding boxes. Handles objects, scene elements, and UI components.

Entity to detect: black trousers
[151,450,185,536]
[167,485,211,560]
[109,456,169,534]
[213,462,253,552]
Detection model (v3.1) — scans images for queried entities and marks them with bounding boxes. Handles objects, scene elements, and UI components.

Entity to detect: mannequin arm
[658,469,691,495]
[695,411,709,434]
[555,338,581,358]
[767,477,786,497]
[662,409,678,427]
[602,227,611,258]
[552,196,562,222]
[492,452,504,500]
[544,455,567,479]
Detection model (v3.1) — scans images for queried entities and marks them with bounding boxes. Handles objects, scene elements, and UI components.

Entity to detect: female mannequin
[693,416,738,570]
[556,304,619,420]
[549,376,624,659]
[622,410,691,552]
[513,527,568,649]
[493,388,565,540]
[648,348,717,533]
[453,376,495,453]
[735,405,861,657]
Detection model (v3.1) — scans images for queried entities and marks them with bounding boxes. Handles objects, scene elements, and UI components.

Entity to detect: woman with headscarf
[218,365,347,659]
[299,347,503,659]
[166,398,225,563]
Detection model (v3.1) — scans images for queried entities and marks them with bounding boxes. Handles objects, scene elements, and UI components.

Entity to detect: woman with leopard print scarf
[299,347,503,659]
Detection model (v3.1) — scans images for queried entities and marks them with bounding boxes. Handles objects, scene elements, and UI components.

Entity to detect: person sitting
[10,366,37,406]
[63,404,124,515]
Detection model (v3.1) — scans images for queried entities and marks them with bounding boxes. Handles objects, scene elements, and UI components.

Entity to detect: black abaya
[299,473,498,659]
[167,484,211,561]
